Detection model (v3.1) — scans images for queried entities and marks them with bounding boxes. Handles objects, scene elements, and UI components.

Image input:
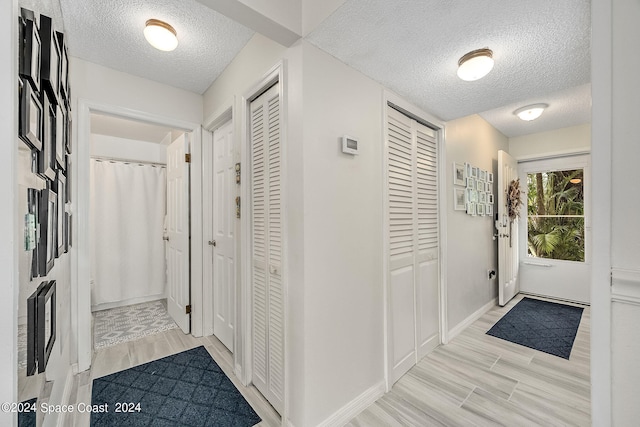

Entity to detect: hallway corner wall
[444,114,509,331]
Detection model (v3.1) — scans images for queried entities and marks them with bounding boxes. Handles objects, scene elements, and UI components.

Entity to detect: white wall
[203,32,307,426]
[445,114,509,330]
[1,0,18,425]
[71,57,203,124]
[301,42,384,427]
[90,134,168,164]
[237,0,301,34]
[609,0,640,424]
[302,0,345,35]
[508,123,590,160]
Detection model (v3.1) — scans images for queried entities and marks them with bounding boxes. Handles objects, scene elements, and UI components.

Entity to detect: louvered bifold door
[414,123,440,359]
[387,106,440,384]
[387,107,418,383]
[250,82,284,415]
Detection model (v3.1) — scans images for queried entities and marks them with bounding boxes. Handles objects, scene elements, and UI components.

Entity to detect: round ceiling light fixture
[457,48,494,81]
[570,178,582,184]
[514,103,548,121]
[144,19,178,52]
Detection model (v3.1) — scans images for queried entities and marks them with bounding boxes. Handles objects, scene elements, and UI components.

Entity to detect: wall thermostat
[342,135,359,155]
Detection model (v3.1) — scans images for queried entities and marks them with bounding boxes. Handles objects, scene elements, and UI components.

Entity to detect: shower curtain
[90,159,166,309]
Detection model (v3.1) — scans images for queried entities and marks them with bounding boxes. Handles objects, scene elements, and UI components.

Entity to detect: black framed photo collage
[19,7,71,376]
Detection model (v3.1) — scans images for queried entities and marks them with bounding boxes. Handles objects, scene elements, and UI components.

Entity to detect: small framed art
[454,187,466,211]
[454,162,465,186]
[18,78,43,151]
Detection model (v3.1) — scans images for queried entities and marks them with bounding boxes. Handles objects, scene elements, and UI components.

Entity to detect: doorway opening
[88,113,189,350]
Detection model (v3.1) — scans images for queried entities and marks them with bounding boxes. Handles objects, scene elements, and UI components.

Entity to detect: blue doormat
[486,297,584,359]
[18,397,36,427]
[90,346,261,426]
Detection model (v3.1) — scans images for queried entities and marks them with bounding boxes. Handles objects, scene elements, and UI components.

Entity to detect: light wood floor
[347,294,591,427]
[66,328,281,427]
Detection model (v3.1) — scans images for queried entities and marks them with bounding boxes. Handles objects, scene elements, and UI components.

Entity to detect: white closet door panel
[417,260,439,358]
[391,265,416,383]
[251,83,283,414]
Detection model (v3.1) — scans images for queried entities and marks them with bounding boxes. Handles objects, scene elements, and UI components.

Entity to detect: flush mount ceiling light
[570,178,582,184]
[457,48,494,81]
[144,19,178,52]
[514,103,549,121]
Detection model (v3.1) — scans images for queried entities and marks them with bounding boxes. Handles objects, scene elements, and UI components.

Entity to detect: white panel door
[517,155,591,303]
[212,120,236,351]
[250,82,284,414]
[166,134,190,333]
[496,150,520,306]
[387,106,440,384]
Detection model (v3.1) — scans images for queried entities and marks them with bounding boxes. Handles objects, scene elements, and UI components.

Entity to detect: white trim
[54,368,75,427]
[611,268,640,306]
[204,102,233,131]
[239,61,288,425]
[190,127,204,337]
[381,90,447,390]
[74,99,200,371]
[90,293,167,312]
[447,297,498,341]
[590,0,612,422]
[514,148,591,162]
[315,381,385,427]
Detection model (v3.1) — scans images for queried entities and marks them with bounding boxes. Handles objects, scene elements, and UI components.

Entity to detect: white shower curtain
[90,159,166,309]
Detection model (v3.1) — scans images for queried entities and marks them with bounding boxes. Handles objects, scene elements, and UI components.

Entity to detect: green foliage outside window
[527,169,585,262]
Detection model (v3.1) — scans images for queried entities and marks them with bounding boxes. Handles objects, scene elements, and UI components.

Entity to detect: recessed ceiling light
[514,103,549,121]
[144,19,178,52]
[457,48,494,81]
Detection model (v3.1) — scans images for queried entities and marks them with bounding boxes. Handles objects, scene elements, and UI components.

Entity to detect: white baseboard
[448,297,498,341]
[612,268,640,306]
[91,293,166,312]
[316,381,385,427]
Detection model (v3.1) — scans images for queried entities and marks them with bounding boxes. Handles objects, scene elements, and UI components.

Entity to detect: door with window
[518,155,590,303]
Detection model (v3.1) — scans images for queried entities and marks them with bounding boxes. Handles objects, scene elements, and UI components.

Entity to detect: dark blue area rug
[486,297,584,359]
[90,346,261,427]
[18,398,36,427]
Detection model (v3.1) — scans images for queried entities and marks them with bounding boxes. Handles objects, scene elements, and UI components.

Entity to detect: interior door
[166,133,190,333]
[517,155,590,303]
[250,82,284,414]
[496,150,520,306]
[212,120,236,351]
[386,106,440,385]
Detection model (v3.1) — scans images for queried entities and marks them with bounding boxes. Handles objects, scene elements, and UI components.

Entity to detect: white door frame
[381,91,448,391]
[240,61,288,422]
[74,99,201,372]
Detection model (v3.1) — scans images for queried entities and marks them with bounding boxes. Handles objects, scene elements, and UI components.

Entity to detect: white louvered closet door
[250,82,284,414]
[387,106,440,385]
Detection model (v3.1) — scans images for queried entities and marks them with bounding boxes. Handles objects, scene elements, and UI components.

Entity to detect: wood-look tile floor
[347,294,591,427]
[67,328,281,427]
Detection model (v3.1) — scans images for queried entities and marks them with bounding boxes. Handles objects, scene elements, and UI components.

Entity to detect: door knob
[163,236,169,241]
[208,240,217,247]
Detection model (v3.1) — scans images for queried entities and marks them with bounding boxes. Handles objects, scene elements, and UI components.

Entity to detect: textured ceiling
[58,0,254,94]
[307,0,591,132]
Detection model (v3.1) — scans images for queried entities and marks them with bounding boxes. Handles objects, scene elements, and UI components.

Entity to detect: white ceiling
[58,0,592,137]
[307,0,591,134]
[59,0,254,94]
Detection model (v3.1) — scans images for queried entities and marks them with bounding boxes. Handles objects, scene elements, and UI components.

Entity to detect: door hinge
[236,196,241,219]
[185,304,191,314]
[185,153,191,163]
[235,163,241,184]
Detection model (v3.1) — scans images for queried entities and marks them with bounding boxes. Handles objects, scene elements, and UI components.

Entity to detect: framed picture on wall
[466,202,476,216]
[27,188,40,279]
[477,203,485,216]
[471,166,479,178]
[56,172,66,257]
[37,280,56,374]
[453,162,465,186]
[487,193,494,204]
[18,14,41,93]
[56,32,69,102]
[38,187,57,276]
[55,104,65,170]
[454,187,466,211]
[487,172,494,183]
[37,93,56,181]
[465,162,472,179]
[18,78,43,152]
[479,170,487,182]
[40,15,61,103]
[26,284,40,376]
[486,204,494,216]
